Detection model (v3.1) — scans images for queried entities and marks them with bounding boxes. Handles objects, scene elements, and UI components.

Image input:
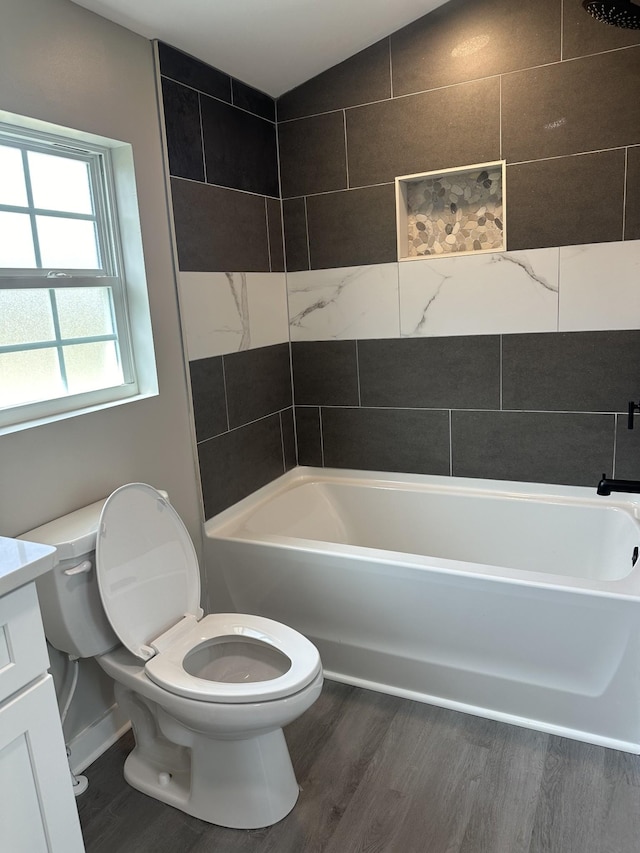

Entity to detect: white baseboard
[67,704,131,775]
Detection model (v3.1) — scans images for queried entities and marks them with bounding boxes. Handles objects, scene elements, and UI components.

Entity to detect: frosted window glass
[64,342,123,394]
[0,212,37,267]
[0,290,55,345]
[0,349,64,407]
[36,216,99,269]
[55,287,115,339]
[0,146,28,207]
[28,151,93,215]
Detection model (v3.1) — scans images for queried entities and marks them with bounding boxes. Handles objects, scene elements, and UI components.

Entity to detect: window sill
[0,387,159,437]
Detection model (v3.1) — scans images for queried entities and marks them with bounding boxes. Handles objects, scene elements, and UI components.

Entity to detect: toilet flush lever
[64,559,92,576]
[628,401,640,429]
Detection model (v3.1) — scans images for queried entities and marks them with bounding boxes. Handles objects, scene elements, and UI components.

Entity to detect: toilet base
[123,725,300,828]
[115,681,300,828]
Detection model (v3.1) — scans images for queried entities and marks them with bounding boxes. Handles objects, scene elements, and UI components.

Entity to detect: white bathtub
[205,467,640,753]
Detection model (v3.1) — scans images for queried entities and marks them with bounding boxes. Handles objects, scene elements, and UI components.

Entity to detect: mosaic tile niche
[395,161,506,260]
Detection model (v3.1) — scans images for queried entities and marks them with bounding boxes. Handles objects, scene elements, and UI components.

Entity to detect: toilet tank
[20,498,119,658]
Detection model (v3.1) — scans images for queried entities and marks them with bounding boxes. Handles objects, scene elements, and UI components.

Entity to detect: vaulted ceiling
[70,0,451,96]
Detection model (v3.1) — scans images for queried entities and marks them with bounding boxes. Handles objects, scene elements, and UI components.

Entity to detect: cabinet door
[0,582,49,700]
[0,675,85,853]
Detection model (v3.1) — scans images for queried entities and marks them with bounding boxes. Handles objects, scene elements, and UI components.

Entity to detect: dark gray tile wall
[345,78,500,188]
[158,42,232,101]
[506,151,626,250]
[277,40,392,121]
[291,341,359,406]
[357,337,500,410]
[389,0,561,94]
[501,331,640,413]
[266,198,285,271]
[198,414,288,518]
[160,78,204,182]
[158,42,288,517]
[223,344,292,429]
[201,97,278,197]
[171,178,272,272]
[189,345,295,517]
[158,41,282,273]
[306,185,397,269]
[292,334,635,487]
[501,48,640,163]
[159,6,640,513]
[562,0,640,59]
[295,407,323,466]
[282,198,309,271]
[451,411,614,487]
[626,146,640,241]
[277,0,640,269]
[322,407,450,475]
[279,112,347,197]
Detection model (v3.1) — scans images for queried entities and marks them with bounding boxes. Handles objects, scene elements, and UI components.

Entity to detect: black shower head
[582,0,640,28]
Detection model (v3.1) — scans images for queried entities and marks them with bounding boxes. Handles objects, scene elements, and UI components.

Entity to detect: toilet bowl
[22,483,323,829]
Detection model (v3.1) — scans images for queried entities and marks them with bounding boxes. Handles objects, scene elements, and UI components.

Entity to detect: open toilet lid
[96,483,201,661]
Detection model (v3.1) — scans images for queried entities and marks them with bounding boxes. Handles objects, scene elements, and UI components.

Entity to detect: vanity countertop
[0,536,57,597]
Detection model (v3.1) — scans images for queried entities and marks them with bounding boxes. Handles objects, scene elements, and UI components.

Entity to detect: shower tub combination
[205,468,640,753]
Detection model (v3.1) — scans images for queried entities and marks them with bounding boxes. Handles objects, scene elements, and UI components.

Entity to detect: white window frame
[0,115,157,434]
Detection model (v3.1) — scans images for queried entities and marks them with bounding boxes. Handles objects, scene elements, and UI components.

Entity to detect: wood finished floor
[77,680,640,853]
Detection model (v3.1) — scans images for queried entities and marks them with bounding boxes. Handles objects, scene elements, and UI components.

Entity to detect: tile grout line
[171,173,279,200]
[318,406,326,467]
[612,413,618,478]
[198,405,293,445]
[560,0,564,62]
[395,263,402,338]
[278,410,287,472]
[499,334,503,411]
[448,409,453,476]
[283,180,395,200]
[280,143,630,202]
[276,108,299,460]
[292,402,629,416]
[499,75,503,161]
[304,196,312,270]
[509,146,628,169]
[198,93,207,184]
[161,72,276,125]
[355,340,362,406]
[264,196,273,272]
[220,355,230,432]
[388,36,394,99]
[622,147,628,240]
[343,110,350,189]
[556,247,561,331]
[275,44,640,125]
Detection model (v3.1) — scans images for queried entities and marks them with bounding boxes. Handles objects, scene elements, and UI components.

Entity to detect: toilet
[22,483,323,829]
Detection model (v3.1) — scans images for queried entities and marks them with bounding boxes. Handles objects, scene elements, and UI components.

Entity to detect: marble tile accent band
[179,271,289,359]
[284,240,640,343]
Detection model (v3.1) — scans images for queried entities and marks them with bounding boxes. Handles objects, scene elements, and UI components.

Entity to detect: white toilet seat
[96,483,321,706]
[144,613,321,703]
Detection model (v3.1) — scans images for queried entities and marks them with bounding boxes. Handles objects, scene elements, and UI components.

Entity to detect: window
[0,119,153,432]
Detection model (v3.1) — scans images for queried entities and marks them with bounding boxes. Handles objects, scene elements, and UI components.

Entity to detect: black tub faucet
[628,400,640,429]
[597,474,640,496]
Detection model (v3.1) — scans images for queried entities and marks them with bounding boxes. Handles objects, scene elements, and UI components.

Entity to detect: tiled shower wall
[157,42,295,518]
[279,0,640,493]
[278,0,640,267]
[160,0,640,518]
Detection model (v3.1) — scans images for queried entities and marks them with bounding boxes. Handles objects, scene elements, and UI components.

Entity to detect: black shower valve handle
[628,400,640,429]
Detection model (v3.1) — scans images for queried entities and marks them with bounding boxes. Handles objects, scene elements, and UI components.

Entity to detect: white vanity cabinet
[0,537,85,853]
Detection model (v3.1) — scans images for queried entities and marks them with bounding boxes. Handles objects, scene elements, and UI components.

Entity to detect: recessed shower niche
[395,160,506,260]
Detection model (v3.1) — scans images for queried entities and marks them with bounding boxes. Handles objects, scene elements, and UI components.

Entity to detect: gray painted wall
[0,0,203,751]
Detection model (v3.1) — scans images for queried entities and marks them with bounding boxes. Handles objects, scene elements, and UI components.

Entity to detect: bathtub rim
[205,467,640,602]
